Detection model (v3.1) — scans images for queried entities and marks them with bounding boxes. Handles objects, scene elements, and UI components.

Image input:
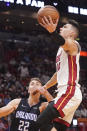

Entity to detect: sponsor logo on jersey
[16,111,37,121]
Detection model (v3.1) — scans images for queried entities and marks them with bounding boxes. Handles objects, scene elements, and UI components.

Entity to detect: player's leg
[53,87,82,131]
[40,123,53,131]
[35,101,60,130]
[53,122,67,131]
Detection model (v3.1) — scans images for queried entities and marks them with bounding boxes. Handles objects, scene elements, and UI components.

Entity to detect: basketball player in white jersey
[35,16,82,131]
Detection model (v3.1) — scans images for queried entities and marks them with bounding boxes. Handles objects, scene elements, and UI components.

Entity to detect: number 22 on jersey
[18,120,29,131]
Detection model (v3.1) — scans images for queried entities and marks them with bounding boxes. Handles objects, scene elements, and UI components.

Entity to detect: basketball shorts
[53,85,82,126]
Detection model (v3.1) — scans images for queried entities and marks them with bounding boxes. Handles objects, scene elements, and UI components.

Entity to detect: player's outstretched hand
[40,16,58,33]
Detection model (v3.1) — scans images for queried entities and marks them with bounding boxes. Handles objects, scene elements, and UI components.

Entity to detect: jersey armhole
[75,41,81,53]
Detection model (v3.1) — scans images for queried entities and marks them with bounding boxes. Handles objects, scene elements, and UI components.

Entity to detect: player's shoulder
[7,98,21,111]
[12,98,21,102]
[74,40,81,52]
[9,98,21,105]
[63,39,80,55]
[67,38,81,50]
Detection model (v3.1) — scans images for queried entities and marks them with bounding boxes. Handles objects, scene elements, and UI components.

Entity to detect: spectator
[18,62,29,79]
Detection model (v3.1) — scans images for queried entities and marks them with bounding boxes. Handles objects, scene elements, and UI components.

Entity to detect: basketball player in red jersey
[0,78,53,131]
[35,16,82,131]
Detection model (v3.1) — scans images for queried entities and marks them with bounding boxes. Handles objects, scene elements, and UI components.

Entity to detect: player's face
[28,80,42,95]
[59,24,73,38]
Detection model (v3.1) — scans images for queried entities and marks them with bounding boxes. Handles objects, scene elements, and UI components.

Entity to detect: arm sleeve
[50,30,65,46]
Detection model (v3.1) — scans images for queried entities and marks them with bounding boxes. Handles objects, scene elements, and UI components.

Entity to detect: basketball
[37,5,60,24]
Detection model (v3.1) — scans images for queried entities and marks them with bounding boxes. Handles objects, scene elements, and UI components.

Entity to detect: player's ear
[70,30,75,37]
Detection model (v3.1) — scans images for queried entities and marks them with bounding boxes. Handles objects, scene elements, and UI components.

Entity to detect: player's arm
[44,72,57,90]
[40,16,65,47]
[38,85,53,102]
[42,88,53,102]
[0,98,21,118]
[37,72,57,100]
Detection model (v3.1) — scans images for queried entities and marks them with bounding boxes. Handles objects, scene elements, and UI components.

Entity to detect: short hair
[68,19,79,38]
[29,77,42,85]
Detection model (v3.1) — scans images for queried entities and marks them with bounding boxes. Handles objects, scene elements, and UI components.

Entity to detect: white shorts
[53,85,82,126]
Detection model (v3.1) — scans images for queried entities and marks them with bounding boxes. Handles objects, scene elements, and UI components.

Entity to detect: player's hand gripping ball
[37,5,60,24]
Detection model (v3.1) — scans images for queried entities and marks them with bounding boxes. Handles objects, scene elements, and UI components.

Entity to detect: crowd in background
[0,34,87,130]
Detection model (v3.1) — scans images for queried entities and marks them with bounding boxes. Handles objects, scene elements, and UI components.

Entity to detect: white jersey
[53,42,82,125]
[56,44,80,87]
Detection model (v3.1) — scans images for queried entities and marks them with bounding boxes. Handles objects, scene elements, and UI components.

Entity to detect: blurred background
[0,0,87,131]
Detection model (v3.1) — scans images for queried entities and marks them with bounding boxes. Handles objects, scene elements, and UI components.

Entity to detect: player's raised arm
[0,99,21,118]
